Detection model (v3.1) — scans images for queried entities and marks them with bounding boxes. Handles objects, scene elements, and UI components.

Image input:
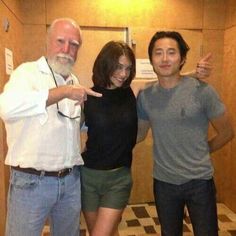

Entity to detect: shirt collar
[36,56,52,74]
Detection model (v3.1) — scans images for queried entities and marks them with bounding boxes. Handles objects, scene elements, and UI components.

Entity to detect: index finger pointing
[85,88,103,97]
[200,53,212,63]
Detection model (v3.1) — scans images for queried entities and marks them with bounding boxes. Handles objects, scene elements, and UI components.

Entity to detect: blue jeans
[153,178,218,236]
[5,166,81,236]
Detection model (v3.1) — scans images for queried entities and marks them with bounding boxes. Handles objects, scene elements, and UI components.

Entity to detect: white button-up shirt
[0,56,84,171]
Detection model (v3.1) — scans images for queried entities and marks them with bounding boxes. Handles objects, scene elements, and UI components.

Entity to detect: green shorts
[81,166,133,211]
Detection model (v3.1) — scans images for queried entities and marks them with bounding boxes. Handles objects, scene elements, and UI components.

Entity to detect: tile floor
[42,202,236,236]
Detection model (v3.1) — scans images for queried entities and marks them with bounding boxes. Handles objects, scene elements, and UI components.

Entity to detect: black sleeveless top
[82,86,137,169]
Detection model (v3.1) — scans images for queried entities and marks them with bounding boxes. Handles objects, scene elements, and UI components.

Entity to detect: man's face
[47,21,81,77]
[151,38,184,78]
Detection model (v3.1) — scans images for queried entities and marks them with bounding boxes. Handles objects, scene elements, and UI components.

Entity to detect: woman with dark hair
[81,40,212,236]
[81,41,137,236]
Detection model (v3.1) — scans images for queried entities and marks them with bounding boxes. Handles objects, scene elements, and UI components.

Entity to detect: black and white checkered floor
[42,203,236,236]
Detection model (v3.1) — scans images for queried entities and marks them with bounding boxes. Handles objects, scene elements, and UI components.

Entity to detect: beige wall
[46,0,203,29]
[0,1,235,233]
[221,0,236,212]
[0,0,24,234]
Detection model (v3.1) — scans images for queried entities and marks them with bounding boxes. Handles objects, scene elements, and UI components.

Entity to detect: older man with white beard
[0,18,102,236]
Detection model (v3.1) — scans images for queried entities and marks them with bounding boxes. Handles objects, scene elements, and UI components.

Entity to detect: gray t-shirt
[137,77,225,185]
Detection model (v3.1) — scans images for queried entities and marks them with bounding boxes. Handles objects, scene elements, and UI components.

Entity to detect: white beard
[48,53,75,77]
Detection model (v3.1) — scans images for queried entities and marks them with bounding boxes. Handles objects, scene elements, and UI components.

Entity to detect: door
[73,26,128,88]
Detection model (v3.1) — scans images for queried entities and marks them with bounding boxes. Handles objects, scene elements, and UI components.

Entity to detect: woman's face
[108,55,132,89]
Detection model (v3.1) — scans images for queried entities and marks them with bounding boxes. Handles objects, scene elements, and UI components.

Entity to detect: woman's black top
[82,86,137,170]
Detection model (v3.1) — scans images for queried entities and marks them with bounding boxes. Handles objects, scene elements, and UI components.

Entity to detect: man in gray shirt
[137,31,234,236]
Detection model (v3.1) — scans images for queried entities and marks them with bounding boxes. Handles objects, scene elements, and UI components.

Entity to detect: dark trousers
[153,178,218,236]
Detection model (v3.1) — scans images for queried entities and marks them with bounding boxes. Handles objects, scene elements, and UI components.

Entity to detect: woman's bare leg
[84,207,123,236]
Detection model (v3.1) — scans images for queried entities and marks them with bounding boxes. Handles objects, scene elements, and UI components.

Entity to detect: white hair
[47,18,82,45]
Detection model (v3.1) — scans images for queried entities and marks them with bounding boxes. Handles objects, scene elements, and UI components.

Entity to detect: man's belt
[12,166,73,178]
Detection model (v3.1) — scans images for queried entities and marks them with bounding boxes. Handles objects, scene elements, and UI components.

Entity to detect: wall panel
[23,25,46,61]
[225,0,236,29]
[222,26,236,211]
[46,0,203,29]
[203,0,226,29]
[1,0,23,22]
[19,0,46,24]
[0,1,23,88]
[202,29,224,92]
[0,1,24,234]
[130,131,153,203]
